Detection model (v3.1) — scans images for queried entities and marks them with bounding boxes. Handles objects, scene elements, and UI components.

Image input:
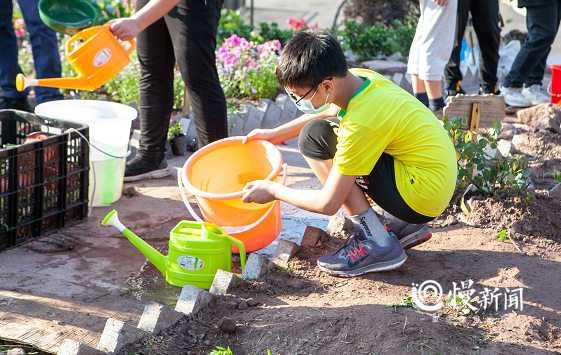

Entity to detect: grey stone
[137,303,184,334]
[185,116,197,141]
[180,118,190,135]
[97,318,149,353]
[387,51,403,62]
[240,253,272,280]
[518,103,561,128]
[230,115,247,137]
[391,73,404,87]
[533,116,561,134]
[271,239,302,268]
[209,269,242,295]
[550,183,561,199]
[260,99,283,129]
[512,134,526,148]
[217,317,236,333]
[256,98,270,114]
[247,298,260,307]
[242,105,265,135]
[497,139,515,157]
[7,349,26,355]
[484,145,499,159]
[400,73,413,94]
[361,60,407,75]
[175,284,215,315]
[57,340,106,355]
[165,141,173,159]
[326,214,355,237]
[301,225,330,249]
[279,98,298,126]
[237,301,249,310]
[275,94,288,109]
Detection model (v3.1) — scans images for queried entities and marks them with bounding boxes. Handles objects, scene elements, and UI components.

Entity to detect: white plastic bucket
[35,100,137,206]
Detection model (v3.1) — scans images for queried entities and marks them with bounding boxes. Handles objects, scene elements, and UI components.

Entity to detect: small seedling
[445,294,475,316]
[386,296,421,311]
[209,346,233,355]
[167,123,182,140]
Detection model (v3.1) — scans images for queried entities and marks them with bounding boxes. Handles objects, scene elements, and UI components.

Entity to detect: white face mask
[285,82,330,115]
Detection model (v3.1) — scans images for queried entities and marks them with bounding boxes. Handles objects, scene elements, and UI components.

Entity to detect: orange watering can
[16,23,135,92]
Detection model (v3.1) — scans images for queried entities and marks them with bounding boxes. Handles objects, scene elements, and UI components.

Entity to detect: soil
[114,129,561,355]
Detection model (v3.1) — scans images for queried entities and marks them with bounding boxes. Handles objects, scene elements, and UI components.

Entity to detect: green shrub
[442,116,532,196]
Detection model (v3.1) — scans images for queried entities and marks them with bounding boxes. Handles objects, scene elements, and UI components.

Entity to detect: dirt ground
[113,130,561,355]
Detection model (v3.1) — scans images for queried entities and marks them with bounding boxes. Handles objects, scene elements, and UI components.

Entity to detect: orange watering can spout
[16,23,135,92]
[16,73,91,91]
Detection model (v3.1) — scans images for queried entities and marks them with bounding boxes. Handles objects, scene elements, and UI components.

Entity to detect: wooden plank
[0,291,144,354]
[443,94,505,128]
[470,102,482,133]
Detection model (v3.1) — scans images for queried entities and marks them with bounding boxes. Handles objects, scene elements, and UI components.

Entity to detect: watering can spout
[16,73,94,92]
[102,210,167,275]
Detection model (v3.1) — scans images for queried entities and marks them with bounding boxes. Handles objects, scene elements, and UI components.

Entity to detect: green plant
[253,22,293,46]
[217,9,254,44]
[167,123,182,140]
[495,229,516,242]
[209,346,233,355]
[92,0,134,26]
[443,116,532,196]
[445,294,475,316]
[554,165,561,182]
[386,296,421,310]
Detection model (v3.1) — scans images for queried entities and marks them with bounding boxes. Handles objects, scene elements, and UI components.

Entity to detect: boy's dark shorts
[298,118,434,224]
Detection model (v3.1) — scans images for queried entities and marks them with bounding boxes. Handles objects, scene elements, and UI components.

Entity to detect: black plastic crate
[0,109,89,251]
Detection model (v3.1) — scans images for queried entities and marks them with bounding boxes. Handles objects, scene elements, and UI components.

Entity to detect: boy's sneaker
[124,156,171,182]
[385,219,432,250]
[317,232,407,277]
[522,84,550,105]
[500,86,532,108]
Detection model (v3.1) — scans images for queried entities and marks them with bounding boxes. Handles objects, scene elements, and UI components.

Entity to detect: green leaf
[478,139,487,149]
[507,173,515,182]
[494,230,506,239]
[443,122,452,131]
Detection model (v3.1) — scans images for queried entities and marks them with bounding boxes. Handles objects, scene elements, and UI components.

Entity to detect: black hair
[275,30,348,89]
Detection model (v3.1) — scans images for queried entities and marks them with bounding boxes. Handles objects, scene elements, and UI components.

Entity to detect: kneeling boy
[242,30,456,277]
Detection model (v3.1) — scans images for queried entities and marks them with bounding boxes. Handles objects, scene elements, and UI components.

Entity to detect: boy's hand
[109,18,142,41]
[243,129,283,145]
[241,180,276,204]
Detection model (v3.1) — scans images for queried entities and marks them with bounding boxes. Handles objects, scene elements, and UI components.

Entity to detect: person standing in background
[500,0,561,107]
[0,0,64,112]
[444,0,501,96]
[110,0,228,181]
[407,0,458,114]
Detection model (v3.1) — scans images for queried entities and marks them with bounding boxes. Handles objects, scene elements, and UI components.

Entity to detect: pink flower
[15,28,26,38]
[309,24,318,30]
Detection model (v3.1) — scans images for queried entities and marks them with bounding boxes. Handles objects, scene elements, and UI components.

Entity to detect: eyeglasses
[285,77,333,106]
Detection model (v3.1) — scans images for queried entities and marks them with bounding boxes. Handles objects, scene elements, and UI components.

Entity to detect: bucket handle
[178,163,287,235]
[547,81,561,97]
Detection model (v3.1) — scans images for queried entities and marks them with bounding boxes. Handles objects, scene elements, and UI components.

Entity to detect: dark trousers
[504,1,561,88]
[444,0,500,92]
[136,0,227,161]
[0,0,63,104]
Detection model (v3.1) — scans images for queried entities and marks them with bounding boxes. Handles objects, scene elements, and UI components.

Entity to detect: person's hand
[242,128,283,145]
[108,18,142,41]
[434,0,449,6]
[241,180,276,204]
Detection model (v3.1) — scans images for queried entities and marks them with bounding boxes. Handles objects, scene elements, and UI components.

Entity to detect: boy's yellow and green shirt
[333,68,457,217]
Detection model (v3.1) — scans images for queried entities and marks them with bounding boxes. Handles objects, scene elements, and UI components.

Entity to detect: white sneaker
[522,84,550,105]
[500,86,532,108]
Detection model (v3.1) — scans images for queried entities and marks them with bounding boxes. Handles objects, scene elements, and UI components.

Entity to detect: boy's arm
[242,166,355,215]
[243,104,340,145]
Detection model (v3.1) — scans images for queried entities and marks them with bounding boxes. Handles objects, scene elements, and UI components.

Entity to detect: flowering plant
[287,17,317,32]
[216,34,281,100]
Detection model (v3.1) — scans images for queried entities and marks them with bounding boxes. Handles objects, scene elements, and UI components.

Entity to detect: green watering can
[102,210,246,289]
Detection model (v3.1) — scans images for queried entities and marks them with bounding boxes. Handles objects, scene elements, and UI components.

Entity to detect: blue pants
[0,0,63,104]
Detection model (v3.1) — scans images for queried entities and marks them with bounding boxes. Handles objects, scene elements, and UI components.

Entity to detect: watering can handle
[65,30,83,57]
[102,23,136,55]
[178,163,287,235]
[227,236,246,272]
